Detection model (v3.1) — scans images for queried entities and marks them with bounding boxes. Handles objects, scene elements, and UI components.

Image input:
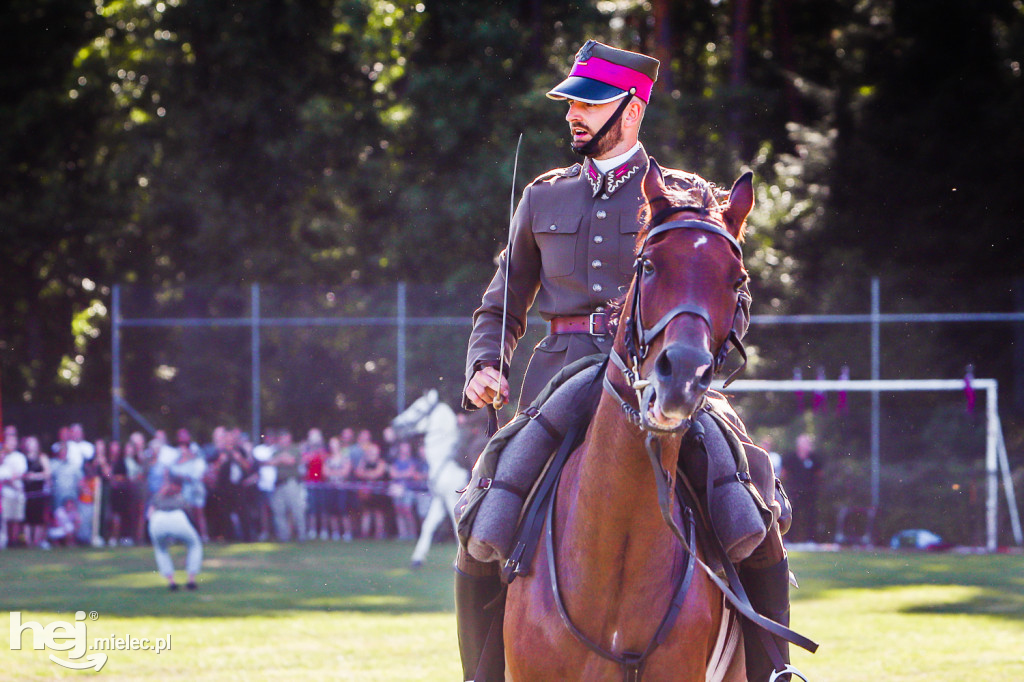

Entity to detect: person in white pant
[148,474,203,591]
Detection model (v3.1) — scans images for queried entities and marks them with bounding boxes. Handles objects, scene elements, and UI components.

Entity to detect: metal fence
[112,277,1024,442]
[109,277,1024,547]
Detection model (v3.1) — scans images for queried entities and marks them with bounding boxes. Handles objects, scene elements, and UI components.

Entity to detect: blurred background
[2,0,1023,546]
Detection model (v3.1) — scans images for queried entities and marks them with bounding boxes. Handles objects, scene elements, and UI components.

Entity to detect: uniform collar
[583,145,647,198]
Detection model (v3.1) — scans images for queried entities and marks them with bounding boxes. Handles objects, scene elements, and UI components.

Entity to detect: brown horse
[504,163,755,681]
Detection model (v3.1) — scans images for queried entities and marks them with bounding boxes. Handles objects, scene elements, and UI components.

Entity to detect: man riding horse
[460,41,795,681]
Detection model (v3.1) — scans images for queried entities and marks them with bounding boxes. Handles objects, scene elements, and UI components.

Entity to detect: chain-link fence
[108,277,1024,547]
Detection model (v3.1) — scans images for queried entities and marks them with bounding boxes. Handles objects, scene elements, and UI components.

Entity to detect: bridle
[548,204,816,682]
[604,207,751,434]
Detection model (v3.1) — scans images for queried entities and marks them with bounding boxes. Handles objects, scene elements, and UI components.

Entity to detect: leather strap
[550,312,609,336]
[575,90,635,157]
[643,218,743,258]
[476,476,530,499]
[502,359,607,584]
[501,419,584,584]
[675,426,819,658]
[544,451,698,681]
[522,406,563,442]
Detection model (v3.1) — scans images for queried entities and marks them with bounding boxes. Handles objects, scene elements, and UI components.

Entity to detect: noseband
[606,211,750,434]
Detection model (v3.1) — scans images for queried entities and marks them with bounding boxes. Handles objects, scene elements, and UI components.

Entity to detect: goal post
[718,378,1023,551]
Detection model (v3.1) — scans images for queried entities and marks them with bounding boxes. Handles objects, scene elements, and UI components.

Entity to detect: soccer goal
[720,378,1022,552]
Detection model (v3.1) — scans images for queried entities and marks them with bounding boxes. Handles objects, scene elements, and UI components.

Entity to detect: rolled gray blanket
[467,364,602,564]
[695,410,767,563]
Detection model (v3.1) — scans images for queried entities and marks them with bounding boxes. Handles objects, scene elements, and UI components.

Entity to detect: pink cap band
[569,56,655,103]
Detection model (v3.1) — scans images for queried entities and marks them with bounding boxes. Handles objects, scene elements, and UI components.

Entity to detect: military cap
[547,40,660,105]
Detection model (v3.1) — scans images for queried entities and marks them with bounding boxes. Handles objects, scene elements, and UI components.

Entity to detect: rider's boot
[739,527,793,681]
[454,548,505,681]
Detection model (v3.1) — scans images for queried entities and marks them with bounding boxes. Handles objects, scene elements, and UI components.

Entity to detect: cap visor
[546,76,629,105]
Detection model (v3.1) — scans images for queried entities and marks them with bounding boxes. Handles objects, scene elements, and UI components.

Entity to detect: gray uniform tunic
[464,146,715,410]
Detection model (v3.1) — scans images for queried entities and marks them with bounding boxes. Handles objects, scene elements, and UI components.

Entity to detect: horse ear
[722,171,754,238]
[426,388,438,401]
[642,158,671,218]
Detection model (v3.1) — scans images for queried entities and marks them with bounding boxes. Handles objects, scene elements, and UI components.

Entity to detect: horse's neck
[558,391,684,584]
[422,405,458,468]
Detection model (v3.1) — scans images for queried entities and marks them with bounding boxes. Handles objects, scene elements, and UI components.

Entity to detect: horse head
[390,388,441,439]
[610,161,753,434]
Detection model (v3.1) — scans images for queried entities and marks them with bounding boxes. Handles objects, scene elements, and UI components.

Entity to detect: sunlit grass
[789,550,1024,681]
[1,542,1021,679]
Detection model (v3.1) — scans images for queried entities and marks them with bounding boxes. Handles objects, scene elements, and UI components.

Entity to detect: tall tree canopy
[1,0,1022,440]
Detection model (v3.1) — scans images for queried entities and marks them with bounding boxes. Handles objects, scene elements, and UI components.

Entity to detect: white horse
[391,389,469,567]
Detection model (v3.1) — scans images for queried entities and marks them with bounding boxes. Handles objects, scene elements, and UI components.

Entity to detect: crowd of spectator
[0,420,451,550]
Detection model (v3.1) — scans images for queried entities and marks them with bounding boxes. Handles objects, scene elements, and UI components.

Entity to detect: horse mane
[636,183,747,246]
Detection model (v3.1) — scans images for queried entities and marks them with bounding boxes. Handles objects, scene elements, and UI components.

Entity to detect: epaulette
[529,164,581,186]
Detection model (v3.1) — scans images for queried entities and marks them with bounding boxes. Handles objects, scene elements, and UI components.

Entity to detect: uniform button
[596,210,607,219]
[591,260,602,269]
[596,306,605,313]
[601,194,610,200]
[548,224,557,231]
[593,235,604,244]
[592,283,603,293]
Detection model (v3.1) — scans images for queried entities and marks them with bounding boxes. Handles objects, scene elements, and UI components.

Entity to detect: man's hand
[465,366,511,409]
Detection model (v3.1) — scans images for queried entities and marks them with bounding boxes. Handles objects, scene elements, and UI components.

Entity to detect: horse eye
[734,273,749,290]
[642,259,655,276]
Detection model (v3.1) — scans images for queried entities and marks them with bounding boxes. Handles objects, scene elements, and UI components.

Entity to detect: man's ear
[624,98,644,127]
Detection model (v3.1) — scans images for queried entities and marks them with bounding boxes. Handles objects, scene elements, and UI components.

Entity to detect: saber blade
[494,132,523,411]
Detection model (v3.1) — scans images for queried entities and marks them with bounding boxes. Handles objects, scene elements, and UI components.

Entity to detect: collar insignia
[605,162,640,195]
[586,163,602,196]
[585,160,641,197]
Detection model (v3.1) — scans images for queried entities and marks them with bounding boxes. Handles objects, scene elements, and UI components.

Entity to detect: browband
[642,219,743,259]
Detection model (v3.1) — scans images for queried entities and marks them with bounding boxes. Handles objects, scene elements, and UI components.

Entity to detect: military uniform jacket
[464,146,715,410]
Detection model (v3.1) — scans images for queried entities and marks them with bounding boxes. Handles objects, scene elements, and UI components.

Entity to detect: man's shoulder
[658,164,712,191]
[527,164,582,188]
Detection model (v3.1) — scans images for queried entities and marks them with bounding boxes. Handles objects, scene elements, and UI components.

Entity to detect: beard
[570,116,625,158]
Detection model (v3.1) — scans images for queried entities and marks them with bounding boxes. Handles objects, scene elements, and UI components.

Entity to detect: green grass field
[1,540,1022,680]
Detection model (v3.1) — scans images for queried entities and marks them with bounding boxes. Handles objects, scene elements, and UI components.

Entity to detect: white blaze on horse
[391,389,469,567]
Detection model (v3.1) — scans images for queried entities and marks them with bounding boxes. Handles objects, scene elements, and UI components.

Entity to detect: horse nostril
[655,348,674,379]
[697,364,714,391]
[655,345,715,392]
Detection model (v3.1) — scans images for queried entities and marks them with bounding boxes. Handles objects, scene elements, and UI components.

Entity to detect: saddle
[455,354,605,565]
[456,355,790,576]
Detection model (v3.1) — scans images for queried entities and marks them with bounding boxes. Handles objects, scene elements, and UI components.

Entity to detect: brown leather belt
[550,312,609,336]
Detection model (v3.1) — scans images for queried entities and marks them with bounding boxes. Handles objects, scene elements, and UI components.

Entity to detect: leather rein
[547,212,816,681]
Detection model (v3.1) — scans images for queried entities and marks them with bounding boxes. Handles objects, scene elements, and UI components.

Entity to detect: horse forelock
[638,185,747,247]
[609,184,746,340]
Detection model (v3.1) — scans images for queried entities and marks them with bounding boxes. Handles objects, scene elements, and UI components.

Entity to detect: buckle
[589,312,606,336]
[501,557,520,583]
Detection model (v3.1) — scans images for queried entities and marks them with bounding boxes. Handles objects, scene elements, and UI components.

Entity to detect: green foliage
[2,0,1023,456]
